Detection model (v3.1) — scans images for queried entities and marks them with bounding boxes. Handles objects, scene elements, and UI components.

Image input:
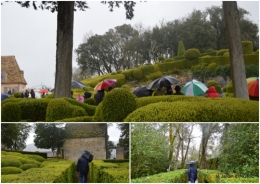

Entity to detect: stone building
[1,56,27,93]
[62,123,107,162]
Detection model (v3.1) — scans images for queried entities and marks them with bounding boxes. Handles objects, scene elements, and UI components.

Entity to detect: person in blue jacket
[188,163,197,183]
[77,150,93,183]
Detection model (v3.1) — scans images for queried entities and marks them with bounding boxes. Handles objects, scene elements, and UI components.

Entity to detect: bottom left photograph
[1,123,129,183]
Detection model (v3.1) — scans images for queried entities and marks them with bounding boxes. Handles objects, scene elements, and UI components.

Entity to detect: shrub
[184,48,201,60]
[138,64,157,76]
[27,155,45,162]
[84,98,96,105]
[19,164,38,171]
[121,69,134,80]
[145,71,163,81]
[1,102,21,122]
[121,84,132,91]
[158,56,164,62]
[13,92,21,98]
[101,88,137,122]
[45,93,54,99]
[205,48,215,53]
[64,98,96,116]
[223,52,229,56]
[46,98,87,122]
[242,40,253,54]
[133,68,143,80]
[55,116,94,122]
[216,49,229,56]
[207,80,222,93]
[1,167,23,175]
[177,41,185,56]
[164,58,175,63]
[207,63,218,70]
[125,98,258,122]
[93,102,104,122]
[1,159,22,167]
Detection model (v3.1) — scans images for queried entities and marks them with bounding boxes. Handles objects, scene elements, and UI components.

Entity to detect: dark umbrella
[1,94,10,101]
[71,80,86,89]
[80,150,94,162]
[186,160,197,165]
[133,86,154,98]
[149,76,180,89]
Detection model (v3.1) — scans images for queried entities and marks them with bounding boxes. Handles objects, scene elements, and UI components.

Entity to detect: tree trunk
[54,2,74,98]
[223,1,249,99]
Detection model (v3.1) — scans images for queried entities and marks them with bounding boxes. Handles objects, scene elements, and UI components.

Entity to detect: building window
[1,71,7,82]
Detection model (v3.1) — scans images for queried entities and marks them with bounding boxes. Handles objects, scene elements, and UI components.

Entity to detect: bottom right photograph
[130,123,259,183]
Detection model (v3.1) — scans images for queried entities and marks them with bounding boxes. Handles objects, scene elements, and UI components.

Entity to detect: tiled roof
[1,55,27,85]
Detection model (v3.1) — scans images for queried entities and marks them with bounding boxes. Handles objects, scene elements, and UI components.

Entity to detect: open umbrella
[186,160,197,165]
[38,89,49,93]
[133,86,154,98]
[94,79,117,91]
[1,94,10,101]
[182,79,208,96]
[149,76,180,89]
[246,77,259,97]
[71,80,86,89]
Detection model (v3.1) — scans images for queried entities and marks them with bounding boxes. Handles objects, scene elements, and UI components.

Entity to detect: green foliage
[121,69,134,80]
[133,68,143,80]
[138,64,157,76]
[1,167,23,175]
[184,48,201,60]
[46,98,87,122]
[13,92,21,98]
[19,164,38,171]
[219,124,259,177]
[84,98,96,105]
[206,158,219,170]
[121,84,132,91]
[26,155,45,162]
[1,102,21,122]
[145,71,163,81]
[56,116,93,122]
[93,102,104,122]
[207,80,222,93]
[198,169,223,183]
[64,97,96,116]
[101,89,137,122]
[177,41,185,56]
[1,159,22,167]
[242,41,253,54]
[158,55,164,62]
[164,58,175,63]
[125,98,258,122]
[244,54,259,65]
[131,169,188,183]
[216,49,229,56]
[131,123,170,179]
[45,93,54,98]
[89,160,129,183]
[207,62,218,70]
[219,177,259,183]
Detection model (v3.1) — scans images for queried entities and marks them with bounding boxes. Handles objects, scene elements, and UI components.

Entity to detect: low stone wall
[63,137,106,162]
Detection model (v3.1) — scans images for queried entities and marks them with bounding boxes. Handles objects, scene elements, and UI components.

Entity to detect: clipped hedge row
[126,98,258,122]
[219,177,259,183]
[64,98,96,116]
[2,150,47,159]
[1,167,23,175]
[89,160,129,183]
[1,159,76,183]
[1,102,22,122]
[55,115,94,122]
[131,169,188,183]
[198,169,223,183]
[46,98,87,122]
[206,158,219,170]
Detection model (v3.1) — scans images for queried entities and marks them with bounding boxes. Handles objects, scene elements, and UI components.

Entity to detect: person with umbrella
[173,85,184,95]
[165,85,173,95]
[77,150,94,183]
[187,161,198,183]
[94,89,105,105]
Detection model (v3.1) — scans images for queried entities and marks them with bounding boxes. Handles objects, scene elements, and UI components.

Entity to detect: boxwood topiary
[19,164,38,171]
[216,49,229,56]
[207,63,218,70]
[101,88,137,122]
[184,48,201,60]
[133,68,143,80]
[13,92,21,98]
[27,155,45,162]
[1,102,22,122]
[1,167,23,175]
[64,98,96,116]
[207,80,222,93]
[84,98,96,105]
[1,159,22,167]
[242,40,253,54]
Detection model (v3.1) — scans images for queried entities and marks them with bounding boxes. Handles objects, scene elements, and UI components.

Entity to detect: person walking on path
[77,150,93,183]
[187,163,197,183]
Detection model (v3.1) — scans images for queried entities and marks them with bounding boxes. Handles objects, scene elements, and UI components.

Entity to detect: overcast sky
[1,1,259,88]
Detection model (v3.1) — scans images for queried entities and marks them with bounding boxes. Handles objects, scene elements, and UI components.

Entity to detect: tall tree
[5,1,136,98]
[223,1,249,99]
[1,123,31,150]
[34,123,65,156]
[117,123,129,159]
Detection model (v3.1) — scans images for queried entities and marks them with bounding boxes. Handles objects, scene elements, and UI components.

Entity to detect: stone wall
[63,137,106,162]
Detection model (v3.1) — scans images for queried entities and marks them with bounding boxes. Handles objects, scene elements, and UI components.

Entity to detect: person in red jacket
[206,86,220,98]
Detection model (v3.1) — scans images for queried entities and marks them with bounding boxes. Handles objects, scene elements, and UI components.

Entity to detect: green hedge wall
[206,158,219,170]
[121,69,134,80]
[1,102,21,122]
[131,169,188,183]
[64,98,96,116]
[126,98,258,122]
[89,160,129,183]
[56,115,94,122]
[242,41,253,54]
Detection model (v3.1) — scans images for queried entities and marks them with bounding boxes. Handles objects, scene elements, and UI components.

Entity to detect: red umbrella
[38,89,49,93]
[94,79,117,91]
[247,77,259,97]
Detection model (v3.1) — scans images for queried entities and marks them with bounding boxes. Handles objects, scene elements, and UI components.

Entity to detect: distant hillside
[23,143,51,152]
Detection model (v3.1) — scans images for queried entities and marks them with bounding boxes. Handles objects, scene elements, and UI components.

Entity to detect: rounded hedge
[101,88,137,122]
[19,164,38,171]
[216,49,229,56]
[84,98,96,105]
[125,99,258,122]
[1,167,23,175]
[207,63,218,70]
[13,92,21,98]
[242,40,253,54]
[121,84,132,92]
[1,102,22,122]
[184,48,201,60]
[1,159,22,167]
[27,155,45,162]
[93,102,104,122]
[207,80,222,93]
[133,68,143,80]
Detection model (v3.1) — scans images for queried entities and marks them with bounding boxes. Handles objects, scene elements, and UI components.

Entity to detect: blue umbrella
[71,80,86,89]
[1,94,10,101]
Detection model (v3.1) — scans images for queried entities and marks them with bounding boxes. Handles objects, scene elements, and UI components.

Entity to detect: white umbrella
[182,79,208,96]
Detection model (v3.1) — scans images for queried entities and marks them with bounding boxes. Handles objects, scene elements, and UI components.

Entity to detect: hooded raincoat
[207,86,220,98]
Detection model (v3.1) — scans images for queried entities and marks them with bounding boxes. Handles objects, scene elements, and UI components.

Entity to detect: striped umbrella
[246,77,259,97]
[182,79,208,96]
